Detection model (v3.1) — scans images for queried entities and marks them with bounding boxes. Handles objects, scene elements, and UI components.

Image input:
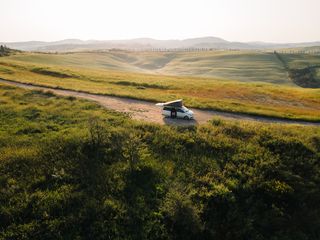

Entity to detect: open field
[2,78,319,126]
[1,83,320,239]
[0,52,320,121]
[4,50,290,84]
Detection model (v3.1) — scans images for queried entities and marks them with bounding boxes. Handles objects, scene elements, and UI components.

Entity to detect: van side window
[163,107,171,111]
[177,109,184,113]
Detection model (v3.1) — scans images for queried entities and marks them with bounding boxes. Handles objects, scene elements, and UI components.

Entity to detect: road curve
[0,78,319,126]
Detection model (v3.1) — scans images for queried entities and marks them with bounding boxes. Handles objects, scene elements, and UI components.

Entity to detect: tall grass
[0,84,319,239]
[0,56,319,121]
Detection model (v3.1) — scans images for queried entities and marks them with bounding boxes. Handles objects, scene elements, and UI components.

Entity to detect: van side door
[176,108,185,118]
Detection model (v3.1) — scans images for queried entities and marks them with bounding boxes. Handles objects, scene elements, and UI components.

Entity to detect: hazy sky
[1,0,319,43]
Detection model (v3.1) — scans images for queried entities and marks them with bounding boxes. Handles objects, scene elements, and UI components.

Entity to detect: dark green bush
[1,85,320,240]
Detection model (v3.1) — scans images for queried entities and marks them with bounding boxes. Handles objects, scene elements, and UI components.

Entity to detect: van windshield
[182,106,189,112]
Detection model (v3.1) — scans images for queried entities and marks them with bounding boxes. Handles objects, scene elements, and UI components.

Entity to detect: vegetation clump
[112,80,171,89]
[0,45,14,57]
[289,66,320,88]
[0,84,320,239]
[31,67,76,78]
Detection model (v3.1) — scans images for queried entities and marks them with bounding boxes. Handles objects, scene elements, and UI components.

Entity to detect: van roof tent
[163,99,183,107]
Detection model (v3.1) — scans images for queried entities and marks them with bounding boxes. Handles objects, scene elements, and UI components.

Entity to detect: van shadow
[162,117,199,126]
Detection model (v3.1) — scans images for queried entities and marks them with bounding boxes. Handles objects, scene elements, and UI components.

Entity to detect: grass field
[4,50,290,84]
[274,52,320,88]
[1,83,320,239]
[0,51,320,121]
[281,53,320,69]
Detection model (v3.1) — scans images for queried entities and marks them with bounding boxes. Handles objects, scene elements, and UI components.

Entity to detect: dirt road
[0,78,319,126]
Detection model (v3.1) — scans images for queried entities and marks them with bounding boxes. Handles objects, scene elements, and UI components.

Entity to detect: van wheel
[184,116,189,120]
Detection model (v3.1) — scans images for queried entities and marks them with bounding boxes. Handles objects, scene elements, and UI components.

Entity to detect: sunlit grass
[5,50,290,84]
[1,83,320,239]
[281,53,320,69]
[0,53,320,121]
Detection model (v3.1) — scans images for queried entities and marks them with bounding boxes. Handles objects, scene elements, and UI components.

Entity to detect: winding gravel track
[0,78,319,126]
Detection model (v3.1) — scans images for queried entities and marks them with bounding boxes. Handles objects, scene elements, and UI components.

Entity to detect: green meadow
[0,51,320,121]
[1,83,320,239]
[281,53,320,69]
[5,50,290,84]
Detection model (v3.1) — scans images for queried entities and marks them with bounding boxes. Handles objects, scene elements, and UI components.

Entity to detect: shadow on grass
[163,117,199,126]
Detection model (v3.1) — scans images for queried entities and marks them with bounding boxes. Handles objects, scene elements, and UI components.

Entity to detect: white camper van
[156,99,194,120]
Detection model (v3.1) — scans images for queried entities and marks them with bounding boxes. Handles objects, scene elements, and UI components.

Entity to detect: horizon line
[1,36,320,44]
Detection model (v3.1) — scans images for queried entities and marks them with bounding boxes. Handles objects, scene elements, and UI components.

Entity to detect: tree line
[0,45,11,56]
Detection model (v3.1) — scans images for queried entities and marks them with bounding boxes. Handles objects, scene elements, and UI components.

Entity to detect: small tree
[161,185,203,239]
[122,133,149,172]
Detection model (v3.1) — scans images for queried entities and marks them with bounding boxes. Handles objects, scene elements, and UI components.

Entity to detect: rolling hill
[1,37,320,52]
[4,50,290,85]
[1,50,320,121]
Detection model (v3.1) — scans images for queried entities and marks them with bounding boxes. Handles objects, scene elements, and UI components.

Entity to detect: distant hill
[1,37,320,52]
